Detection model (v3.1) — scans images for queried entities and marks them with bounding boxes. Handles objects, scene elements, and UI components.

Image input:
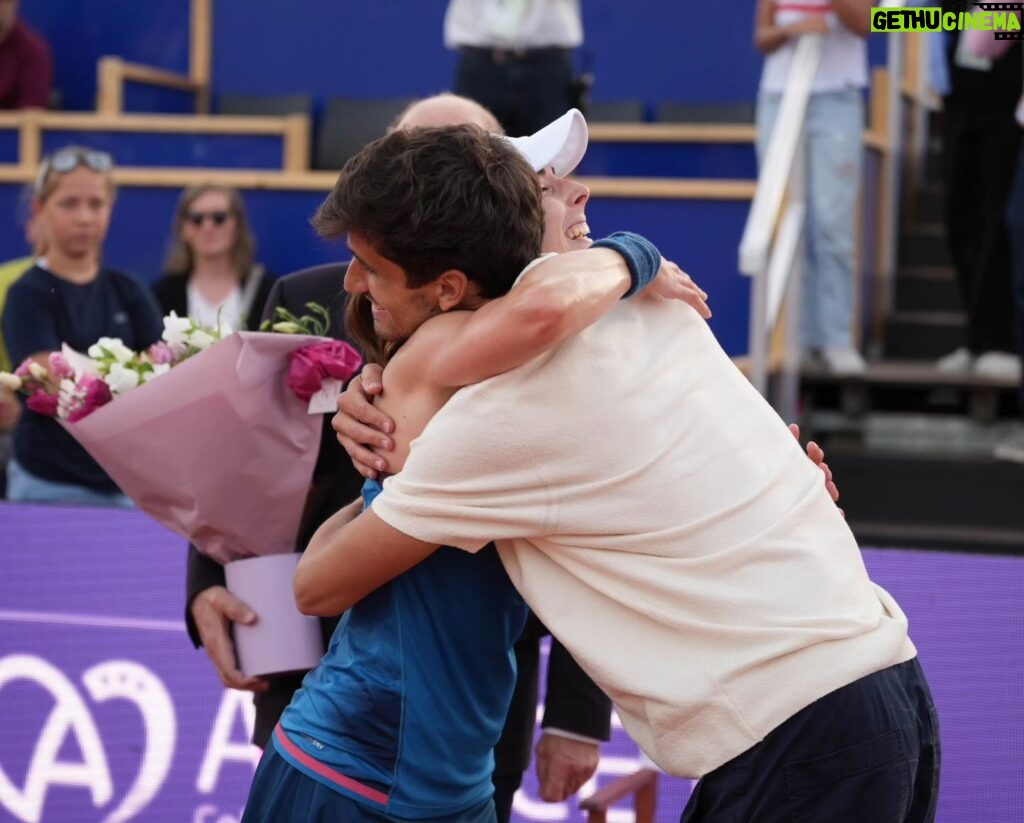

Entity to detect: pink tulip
[26,389,59,417]
[48,352,75,379]
[147,341,177,365]
[66,377,113,423]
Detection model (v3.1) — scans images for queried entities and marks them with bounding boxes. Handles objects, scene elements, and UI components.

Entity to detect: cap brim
[502,108,588,177]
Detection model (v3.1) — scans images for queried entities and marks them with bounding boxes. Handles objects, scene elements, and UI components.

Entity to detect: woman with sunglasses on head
[152,185,273,332]
[1,146,163,505]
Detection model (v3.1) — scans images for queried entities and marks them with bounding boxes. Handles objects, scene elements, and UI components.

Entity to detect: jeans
[680,657,940,823]
[6,458,133,507]
[756,89,864,351]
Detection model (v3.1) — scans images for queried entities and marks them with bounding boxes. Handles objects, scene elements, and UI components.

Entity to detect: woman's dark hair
[312,124,543,299]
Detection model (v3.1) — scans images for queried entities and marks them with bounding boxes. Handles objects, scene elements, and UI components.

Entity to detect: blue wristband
[590,231,662,298]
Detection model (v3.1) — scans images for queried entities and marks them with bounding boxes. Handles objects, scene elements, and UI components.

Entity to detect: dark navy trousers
[680,657,940,823]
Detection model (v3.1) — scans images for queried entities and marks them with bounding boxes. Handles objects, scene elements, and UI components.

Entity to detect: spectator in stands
[445,0,584,136]
[0,0,53,109]
[1,147,163,504]
[936,29,1022,381]
[961,16,1024,459]
[753,0,871,376]
[152,185,273,331]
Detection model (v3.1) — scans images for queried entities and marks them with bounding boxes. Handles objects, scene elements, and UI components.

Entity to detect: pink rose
[66,376,113,423]
[48,352,75,379]
[14,358,33,378]
[286,341,363,401]
[26,389,59,417]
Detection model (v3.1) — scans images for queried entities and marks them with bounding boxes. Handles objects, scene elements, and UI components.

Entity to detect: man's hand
[642,260,711,319]
[333,364,397,480]
[191,586,270,692]
[790,423,842,512]
[534,733,601,802]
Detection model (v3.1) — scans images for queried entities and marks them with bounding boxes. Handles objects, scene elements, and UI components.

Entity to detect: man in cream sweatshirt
[304,113,940,822]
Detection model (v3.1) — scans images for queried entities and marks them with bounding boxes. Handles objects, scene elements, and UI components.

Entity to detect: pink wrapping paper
[63,332,328,564]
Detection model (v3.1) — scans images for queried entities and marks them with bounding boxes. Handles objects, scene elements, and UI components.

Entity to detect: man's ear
[433,269,472,311]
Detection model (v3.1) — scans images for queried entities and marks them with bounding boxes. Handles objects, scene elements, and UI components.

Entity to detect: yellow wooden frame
[96,0,213,115]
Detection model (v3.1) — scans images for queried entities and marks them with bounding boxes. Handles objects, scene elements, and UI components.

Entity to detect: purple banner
[0,503,1021,822]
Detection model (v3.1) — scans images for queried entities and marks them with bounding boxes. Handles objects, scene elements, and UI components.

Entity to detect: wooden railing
[96,0,212,114]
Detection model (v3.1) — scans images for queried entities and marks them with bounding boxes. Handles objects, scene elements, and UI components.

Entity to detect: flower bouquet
[2,306,363,676]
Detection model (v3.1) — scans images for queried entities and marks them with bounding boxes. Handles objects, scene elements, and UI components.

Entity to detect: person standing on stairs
[935,28,1022,383]
[753,0,872,376]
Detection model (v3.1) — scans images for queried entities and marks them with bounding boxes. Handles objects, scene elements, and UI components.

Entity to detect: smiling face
[180,190,237,262]
[539,169,591,255]
[343,231,443,342]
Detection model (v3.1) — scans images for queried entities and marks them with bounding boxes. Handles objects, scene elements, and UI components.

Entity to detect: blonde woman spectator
[152,185,273,332]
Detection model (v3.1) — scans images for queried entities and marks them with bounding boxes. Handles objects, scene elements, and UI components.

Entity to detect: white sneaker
[822,346,866,376]
[936,346,974,373]
[994,432,1024,463]
[973,351,1022,382]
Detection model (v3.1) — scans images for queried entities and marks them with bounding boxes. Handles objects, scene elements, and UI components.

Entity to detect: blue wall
[22,1,189,111]
[23,1,893,114]
[0,182,753,355]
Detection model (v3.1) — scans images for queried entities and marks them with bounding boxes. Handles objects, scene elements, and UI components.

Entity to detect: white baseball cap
[502,108,588,177]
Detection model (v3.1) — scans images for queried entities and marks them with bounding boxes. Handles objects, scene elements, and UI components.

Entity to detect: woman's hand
[641,259,711,318]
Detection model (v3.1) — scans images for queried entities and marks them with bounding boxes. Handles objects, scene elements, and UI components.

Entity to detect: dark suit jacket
[151,265,276,333]
[494,614,612,776]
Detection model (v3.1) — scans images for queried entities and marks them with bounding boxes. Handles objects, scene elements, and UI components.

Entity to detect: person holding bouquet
[152,184,274,332]
[1,147,162,504]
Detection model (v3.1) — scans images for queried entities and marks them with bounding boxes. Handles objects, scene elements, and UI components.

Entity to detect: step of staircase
[913,182,945,224]
[884,310,965,360]
[898,223,950,267]
[819,445,1024,554]
[800,360,1019,421]
[892,265,960,313]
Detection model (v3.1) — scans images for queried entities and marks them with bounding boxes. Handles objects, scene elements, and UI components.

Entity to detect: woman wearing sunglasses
[1,146,164,504]
[152,185,273,332]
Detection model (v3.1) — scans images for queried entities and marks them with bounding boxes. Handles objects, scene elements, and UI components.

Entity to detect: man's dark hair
[312,124,544,299]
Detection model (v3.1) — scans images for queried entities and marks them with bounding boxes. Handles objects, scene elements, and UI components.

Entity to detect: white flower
[142,363,171,382]
[28,362,48,380]
[162,312,193,346]
[189,329,216,350]
[105,362,142,395]
[87,337,134,364]
[217,321,234,338]
[0,372,21,391]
